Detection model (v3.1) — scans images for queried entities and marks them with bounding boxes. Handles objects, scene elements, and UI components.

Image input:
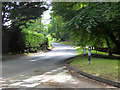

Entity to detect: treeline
[2,2,49,54]
[47,16,72,42]
[51,2,120,56]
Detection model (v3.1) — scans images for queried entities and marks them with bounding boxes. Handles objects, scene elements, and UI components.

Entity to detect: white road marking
[29,60,37,62]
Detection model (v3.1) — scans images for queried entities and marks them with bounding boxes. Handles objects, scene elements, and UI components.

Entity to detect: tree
[48,15,71,41]
[52,2,120,55]
[2,2,48,54]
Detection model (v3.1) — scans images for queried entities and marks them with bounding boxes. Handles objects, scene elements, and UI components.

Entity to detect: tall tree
[2,2,48,54]
[52,2,120,55]
[48,15,71,41]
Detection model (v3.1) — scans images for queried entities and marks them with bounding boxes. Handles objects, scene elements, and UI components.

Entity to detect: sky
[41,6,53,26]
[3,2,53,27]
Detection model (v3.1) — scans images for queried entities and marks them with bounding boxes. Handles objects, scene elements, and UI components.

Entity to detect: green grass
[60,41,119,81]
[24,52,32,55]
[60,41,75,46]
[70,55,119,82]
[60,41,108,55]
[76,46,108,55]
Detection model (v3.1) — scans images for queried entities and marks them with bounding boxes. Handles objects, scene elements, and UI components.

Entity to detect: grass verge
[70,55,119,82]
[76,46,108,55]
[60,41,120,82]
[60,41,108,55]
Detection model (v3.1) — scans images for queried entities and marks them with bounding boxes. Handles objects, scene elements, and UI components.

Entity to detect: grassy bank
[70,55,119,82]
[71,46,120,82]
[60,41,120,82]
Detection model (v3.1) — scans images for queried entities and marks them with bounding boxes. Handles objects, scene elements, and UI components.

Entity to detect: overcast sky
[41,6,53,25]
[3,2,53,27]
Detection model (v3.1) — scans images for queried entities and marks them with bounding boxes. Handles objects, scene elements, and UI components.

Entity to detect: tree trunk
[106,29,120,53]
[2,30,9,55]
[105,36,112,56]
[91,46,94,50]
[95,21,120,53]
[95,46,97,53]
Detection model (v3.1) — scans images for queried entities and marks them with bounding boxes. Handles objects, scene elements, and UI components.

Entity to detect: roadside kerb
[65,59,120,88]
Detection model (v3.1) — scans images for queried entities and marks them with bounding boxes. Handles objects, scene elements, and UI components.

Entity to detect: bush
[21,29,48,53]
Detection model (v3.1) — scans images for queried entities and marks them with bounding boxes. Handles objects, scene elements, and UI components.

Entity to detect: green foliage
[21,31,45,48]
[20,19,48,52]
[52,2,120,55]
[2,2,47,28]
[46,35,52,47]
[48,15,72,41]
[2,2,48,53]
[52,2,87,21]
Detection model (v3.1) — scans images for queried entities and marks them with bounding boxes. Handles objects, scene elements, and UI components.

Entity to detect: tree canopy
[51,2,120,55]
[2,2,49,54]
[47,15,72,41]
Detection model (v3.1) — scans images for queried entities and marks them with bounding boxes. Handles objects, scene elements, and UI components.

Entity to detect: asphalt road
[2,42,78,77]
[2,42,116,88]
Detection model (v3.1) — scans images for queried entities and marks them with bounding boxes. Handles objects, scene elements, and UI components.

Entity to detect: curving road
[2,42,115,88]
[2,42,78,77]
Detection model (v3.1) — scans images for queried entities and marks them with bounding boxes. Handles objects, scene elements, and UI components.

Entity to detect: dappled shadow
[2,42,78,77]
[3,66,80,88]
[91,54,120,60]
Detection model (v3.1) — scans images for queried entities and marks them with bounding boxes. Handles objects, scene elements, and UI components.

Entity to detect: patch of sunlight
[23,75,46,82]
[0,80,5,83]
[44,66,66,75]
[31,43,78,57]
[44,71,52,74]
[75,47,81,49]
[33,48,77,57]
[20,83,40,88]
[8,66,80,87]
[39,70,73,83]
[115,66,118,69]
[22,66,79,85]
[0,78,3,83]
[113,54,120,57]
[53,47,75,50]
[96,74,100,76]
[10,82,23,86]
[57,66,66,70]
[42,51,77,56]
[71,79,79,84]
[50,73,72,83]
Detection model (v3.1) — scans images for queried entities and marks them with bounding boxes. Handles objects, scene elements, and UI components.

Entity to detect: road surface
[2,42,116,88]
[2,42,78,77]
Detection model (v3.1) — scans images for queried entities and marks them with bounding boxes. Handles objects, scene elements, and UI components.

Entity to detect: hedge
[21,30,48,52]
